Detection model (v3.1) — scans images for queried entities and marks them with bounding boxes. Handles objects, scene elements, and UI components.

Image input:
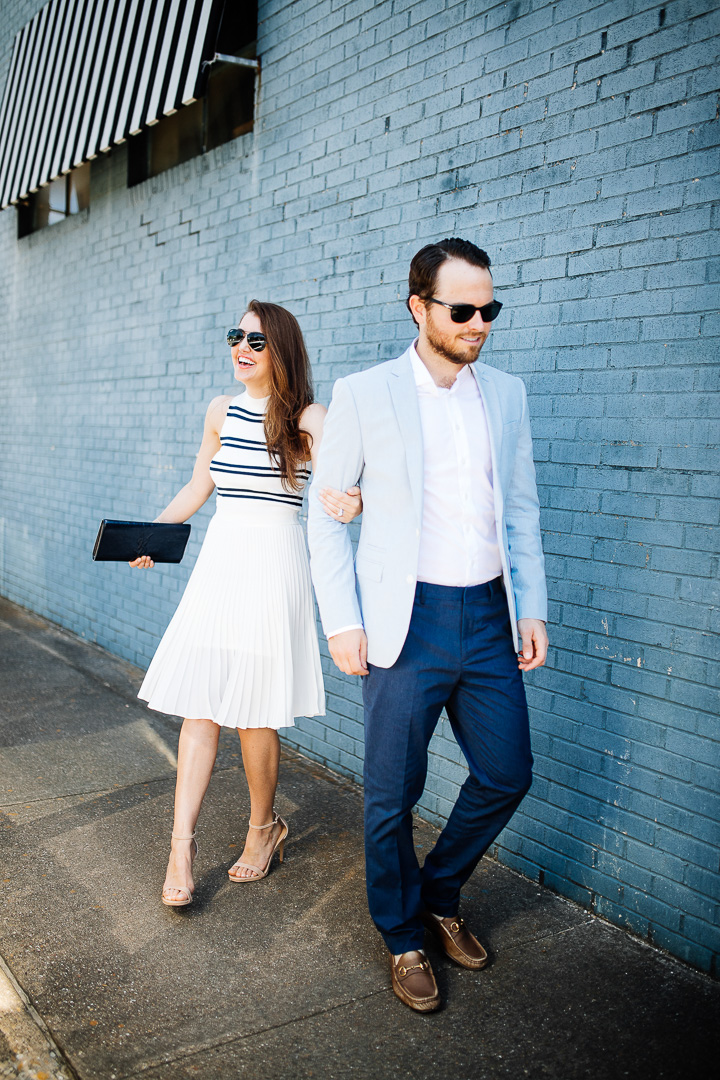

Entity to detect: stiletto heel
[161,832,198,907]
[228,812,288,882]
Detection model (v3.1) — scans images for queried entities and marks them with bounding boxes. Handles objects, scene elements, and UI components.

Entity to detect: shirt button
[416,529,420,538]
[406,575,414,585]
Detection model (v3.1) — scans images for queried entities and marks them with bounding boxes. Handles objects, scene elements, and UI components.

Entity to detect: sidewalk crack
[117,988,391,1079]
[501,920,593,953]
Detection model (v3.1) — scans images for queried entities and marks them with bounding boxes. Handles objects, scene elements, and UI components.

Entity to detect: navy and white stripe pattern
[0,0,220,210]
[210,395,310,509]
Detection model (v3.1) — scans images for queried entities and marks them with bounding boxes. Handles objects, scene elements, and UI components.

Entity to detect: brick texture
[0,0,718,973]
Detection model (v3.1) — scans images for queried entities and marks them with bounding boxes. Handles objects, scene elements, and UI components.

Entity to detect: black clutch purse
[92,520,191,563]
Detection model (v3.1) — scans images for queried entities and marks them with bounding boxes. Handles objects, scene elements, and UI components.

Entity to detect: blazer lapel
[388,349,424,523]
[471,364,504,516]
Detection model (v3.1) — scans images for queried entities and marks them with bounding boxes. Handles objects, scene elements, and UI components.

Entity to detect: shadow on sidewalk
[0,597,717,1080]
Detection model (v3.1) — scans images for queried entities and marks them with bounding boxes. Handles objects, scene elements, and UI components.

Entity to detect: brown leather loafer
[390,951,441,1012]
[422,911,488,970]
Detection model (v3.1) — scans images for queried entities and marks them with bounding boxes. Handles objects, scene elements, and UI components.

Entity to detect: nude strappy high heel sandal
[161,831,198,907]
[227,812,288,882]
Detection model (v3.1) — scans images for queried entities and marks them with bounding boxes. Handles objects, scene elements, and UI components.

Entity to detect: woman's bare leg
[163,717,220,902]
[229,728,284,880]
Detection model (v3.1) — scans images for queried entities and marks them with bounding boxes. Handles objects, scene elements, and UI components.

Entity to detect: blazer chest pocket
[355,554,383,582]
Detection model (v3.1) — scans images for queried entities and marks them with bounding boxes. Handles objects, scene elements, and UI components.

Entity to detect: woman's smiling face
[231,311,272,396]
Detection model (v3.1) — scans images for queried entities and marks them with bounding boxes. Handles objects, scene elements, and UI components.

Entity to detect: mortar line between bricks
[546,677,718,715]
[543,664,717,700]
[532,714,719,758]
[511,774,717,834]
[116,987,393,1079]
[501,830,714,916]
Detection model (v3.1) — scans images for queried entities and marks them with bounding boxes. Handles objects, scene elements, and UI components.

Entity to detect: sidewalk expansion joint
[1,789,116,809]
[0,773,175,811]
[0,760,267,813]
[116,987,392,1079]
[501,919,593,953]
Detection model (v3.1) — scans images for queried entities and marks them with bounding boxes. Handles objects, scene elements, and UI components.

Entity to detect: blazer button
[406,575,413,584]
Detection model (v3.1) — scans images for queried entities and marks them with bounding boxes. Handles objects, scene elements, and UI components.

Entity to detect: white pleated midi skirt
[138,502,326,729]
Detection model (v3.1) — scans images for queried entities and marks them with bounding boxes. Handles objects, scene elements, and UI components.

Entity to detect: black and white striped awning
[0,0,222,210]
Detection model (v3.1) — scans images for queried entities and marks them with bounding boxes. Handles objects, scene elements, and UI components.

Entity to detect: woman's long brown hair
[245,299,314,492]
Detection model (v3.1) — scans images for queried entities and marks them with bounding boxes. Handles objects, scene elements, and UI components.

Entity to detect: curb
[0,957,75,1080]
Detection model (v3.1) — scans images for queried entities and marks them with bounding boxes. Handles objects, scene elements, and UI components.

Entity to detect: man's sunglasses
[226,328,267,352]
[427,298,503,323]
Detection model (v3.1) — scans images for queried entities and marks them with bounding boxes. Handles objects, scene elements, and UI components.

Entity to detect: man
[308,238,548,1012]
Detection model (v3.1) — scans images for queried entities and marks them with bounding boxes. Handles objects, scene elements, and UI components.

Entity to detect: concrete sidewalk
[0,596,717,1080]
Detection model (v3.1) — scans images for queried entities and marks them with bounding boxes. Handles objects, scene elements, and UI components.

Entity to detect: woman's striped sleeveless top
[209,393,310,510]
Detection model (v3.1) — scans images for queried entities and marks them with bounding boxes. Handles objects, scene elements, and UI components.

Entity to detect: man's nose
[467,310,487,332]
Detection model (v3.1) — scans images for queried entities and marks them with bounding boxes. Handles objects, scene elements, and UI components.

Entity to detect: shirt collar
[409,341,477,396]
[410,342,435,389]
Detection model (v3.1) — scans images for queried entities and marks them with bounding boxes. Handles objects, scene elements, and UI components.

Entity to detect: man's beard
[425,315,487,366]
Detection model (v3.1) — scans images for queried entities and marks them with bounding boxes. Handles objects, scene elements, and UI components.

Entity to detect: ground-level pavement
[0,596,717,1080]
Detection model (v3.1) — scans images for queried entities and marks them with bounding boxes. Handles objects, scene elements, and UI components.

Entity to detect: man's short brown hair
[407,238,492,318]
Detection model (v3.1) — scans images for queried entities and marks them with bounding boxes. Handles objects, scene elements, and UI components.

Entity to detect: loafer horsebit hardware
[397,960,429,978]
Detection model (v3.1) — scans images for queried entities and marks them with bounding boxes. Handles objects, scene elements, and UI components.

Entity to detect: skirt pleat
[138,506,325,729]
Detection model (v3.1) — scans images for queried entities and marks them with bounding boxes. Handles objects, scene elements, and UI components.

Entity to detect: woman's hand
[129,555,155,569]
[318,486,362,524]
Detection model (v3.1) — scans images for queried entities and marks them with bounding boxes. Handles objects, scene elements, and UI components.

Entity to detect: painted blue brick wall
[0,0,718,974]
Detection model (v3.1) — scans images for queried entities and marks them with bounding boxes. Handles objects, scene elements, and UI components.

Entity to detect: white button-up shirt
[326,345,502,638]
[411,344,502,587]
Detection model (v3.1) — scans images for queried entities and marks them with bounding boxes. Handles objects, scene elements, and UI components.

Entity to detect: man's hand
[328,628,369,676]
[517,619,548,672]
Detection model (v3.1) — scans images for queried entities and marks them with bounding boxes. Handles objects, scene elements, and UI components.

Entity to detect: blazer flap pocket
[355,554,383,582]
[503,417,520,430]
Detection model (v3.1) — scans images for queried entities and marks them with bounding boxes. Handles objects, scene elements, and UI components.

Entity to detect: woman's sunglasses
[427,298,503,323]
[226,328,267,352]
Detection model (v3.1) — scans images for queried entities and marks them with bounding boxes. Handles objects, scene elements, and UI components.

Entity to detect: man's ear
[408,294,426,326]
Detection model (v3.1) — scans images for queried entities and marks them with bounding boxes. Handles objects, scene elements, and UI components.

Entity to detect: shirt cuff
[326,623,364,639]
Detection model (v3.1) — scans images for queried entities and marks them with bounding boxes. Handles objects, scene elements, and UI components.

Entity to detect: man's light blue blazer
[307,344,547,669]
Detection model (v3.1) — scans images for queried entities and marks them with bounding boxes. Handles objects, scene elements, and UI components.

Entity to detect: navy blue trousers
[362,578,533,953]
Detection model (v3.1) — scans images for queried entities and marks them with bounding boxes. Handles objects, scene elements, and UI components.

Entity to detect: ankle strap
[172,831,196,840]
[248,811,278,831]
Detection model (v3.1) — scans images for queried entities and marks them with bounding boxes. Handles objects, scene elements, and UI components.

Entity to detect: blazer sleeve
[307,378,365,636]
[504,381,548,622]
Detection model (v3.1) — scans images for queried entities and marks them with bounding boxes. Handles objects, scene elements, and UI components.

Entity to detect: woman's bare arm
[130,395,231,567]
[301,403,362,522]
[300,402,327,475]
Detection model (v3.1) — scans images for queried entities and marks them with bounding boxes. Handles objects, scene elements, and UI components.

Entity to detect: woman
[132,301,360,906]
